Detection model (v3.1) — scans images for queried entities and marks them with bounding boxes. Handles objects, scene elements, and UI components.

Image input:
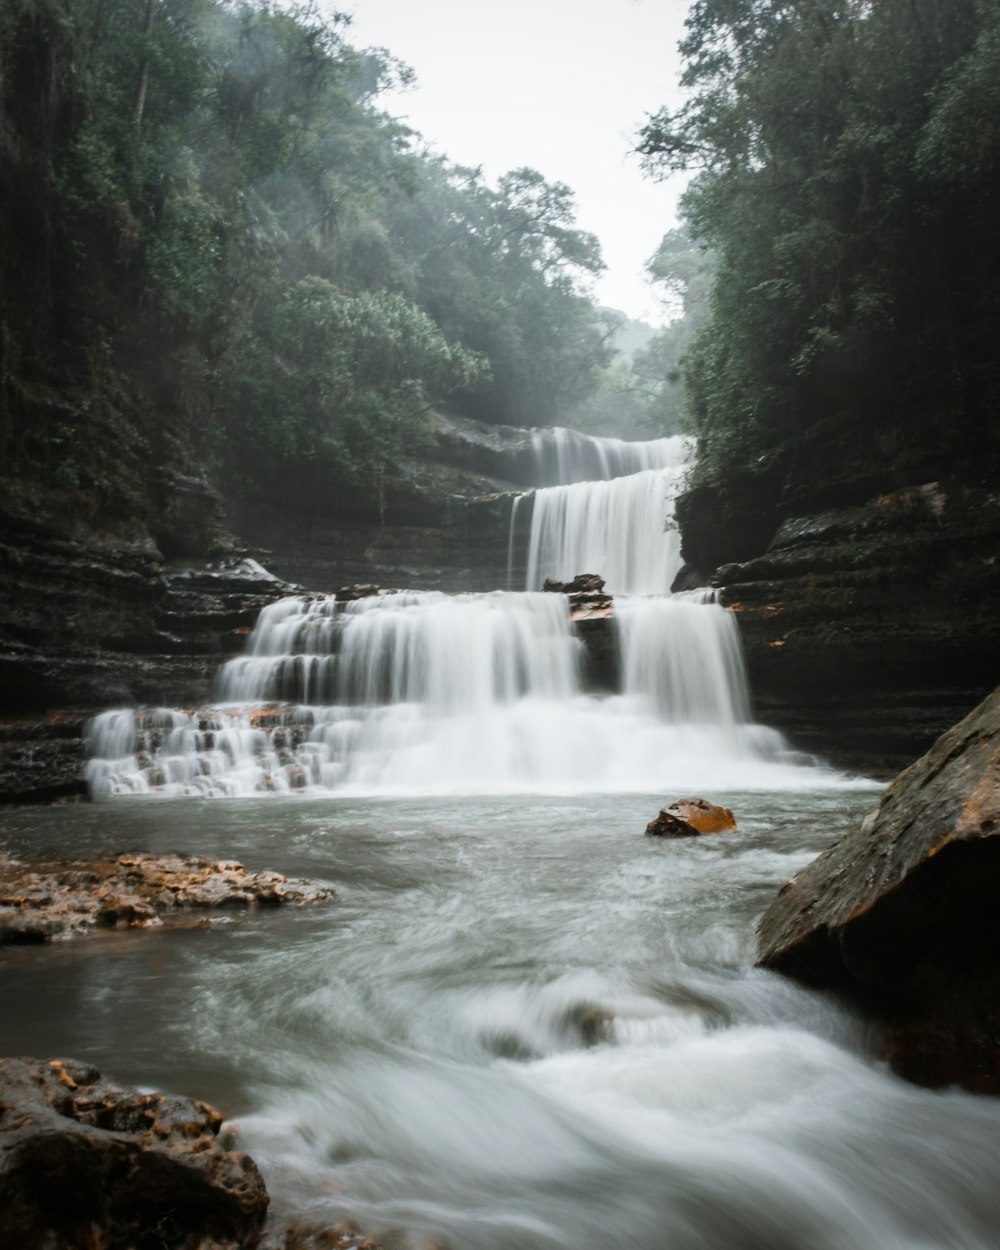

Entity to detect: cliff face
[678,443,1000,773]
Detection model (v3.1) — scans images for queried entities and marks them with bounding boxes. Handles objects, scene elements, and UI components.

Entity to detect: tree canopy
[639,0,1000,482]
[1,0,613,503]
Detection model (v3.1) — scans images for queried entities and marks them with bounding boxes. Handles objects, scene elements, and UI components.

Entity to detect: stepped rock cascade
[84,429,851,797]
[523,435,693,594]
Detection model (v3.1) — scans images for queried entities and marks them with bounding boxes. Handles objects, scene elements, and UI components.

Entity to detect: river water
[4,787,1000,1250]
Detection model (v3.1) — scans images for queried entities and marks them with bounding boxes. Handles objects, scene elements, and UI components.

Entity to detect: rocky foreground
[0,1057,391,1250]
[757,684,1000,1092]
[0,852,330,944]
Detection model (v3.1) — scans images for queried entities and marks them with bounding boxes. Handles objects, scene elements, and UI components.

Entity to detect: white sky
[343,0,692,326]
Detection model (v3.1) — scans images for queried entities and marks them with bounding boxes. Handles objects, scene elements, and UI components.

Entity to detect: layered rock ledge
[757,685,1000,1092]
[0,852,330,944]
[681,477,1000,773]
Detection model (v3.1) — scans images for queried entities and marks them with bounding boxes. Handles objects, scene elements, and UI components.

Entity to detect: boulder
[756,686,1000,1091]
[542,573,613,625]
[0,1057,268,1250]
[646,798,737,837]
[543,573,606,594]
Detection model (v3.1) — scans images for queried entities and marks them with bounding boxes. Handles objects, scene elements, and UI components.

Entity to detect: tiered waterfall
[86,427,820,797]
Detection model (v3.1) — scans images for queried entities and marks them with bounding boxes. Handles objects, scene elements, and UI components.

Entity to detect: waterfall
[85,427,830,798]
[616,594,751,725]
[522,434,692,594]
[528,427,683,487]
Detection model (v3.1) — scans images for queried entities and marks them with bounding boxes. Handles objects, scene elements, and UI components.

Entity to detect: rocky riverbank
[757,685,1000,1092]
[0,850,331,944]
[0,1057,395,1250]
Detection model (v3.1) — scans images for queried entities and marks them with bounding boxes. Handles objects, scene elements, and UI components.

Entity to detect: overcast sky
[344,0,692,326]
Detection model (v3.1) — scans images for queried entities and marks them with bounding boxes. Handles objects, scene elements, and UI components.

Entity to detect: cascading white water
[86,427,843,797]
[85,581,827,798]
[523,434,692,594]
[616,595,751,726]
[529,427,681,487]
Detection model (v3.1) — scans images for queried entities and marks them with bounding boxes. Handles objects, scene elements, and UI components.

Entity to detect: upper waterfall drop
[521,434,693,594]
[527,427,686,488]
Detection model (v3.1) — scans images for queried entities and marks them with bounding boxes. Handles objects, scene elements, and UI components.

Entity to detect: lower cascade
[87,586,840,798]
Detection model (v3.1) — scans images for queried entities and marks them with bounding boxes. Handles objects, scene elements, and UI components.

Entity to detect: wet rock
[543,573,606,594]
[543,573,613,630]
[669,563,709,594]
[336,583,380,601]
[0,851,330,943]
[756,686,1000,1092]
[692,475,1000,773]
[0,1057,268,1250]
[261,1221,387,1250]
[0,713,88,803]
[646,798,737,837]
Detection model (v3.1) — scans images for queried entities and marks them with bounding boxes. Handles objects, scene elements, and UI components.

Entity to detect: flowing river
[4,789,1000,1249]
[5,427,1000,1246]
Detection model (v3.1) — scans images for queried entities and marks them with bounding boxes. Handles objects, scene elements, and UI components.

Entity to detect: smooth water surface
[4,790,1000,1249]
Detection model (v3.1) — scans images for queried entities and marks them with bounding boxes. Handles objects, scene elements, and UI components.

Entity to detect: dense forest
[1,0,669,534]
[640,0,1000,492]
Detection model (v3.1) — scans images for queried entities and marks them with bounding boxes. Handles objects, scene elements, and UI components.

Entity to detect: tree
[638,0,998,481]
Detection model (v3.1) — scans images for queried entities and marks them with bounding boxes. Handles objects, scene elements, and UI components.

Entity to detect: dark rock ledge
[757,685,1000,1092]
[0,852,330,944]
[0,1057,394,1250]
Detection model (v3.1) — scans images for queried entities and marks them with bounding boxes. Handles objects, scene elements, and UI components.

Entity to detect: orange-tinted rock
[0,851,330,944]
[646,798,737,837]
[757,685,1000,1092]
[0,1057,268,1250]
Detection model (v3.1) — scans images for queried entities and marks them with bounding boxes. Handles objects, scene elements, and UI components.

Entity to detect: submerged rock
[261,1222,389,1250]
[0,1057,269,1250]
[646,798,737,837]
[756,686,1000,1092]
[0,852,330,943]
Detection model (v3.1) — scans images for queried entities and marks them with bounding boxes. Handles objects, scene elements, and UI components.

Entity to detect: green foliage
[386,158,612,425]
[2,0,610,498]
[639,0,1000,482]
[227,278,487,483]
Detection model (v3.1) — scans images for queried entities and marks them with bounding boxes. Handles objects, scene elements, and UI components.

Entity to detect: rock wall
[679,468,1000,775]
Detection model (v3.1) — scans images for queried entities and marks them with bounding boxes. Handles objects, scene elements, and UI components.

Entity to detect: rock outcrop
[0,852,330,943]
[757,686,1000,1092]
[679,474,1000,773]
[646,798,737,837]
[0,554,298,803]
[0,1057,269,1250]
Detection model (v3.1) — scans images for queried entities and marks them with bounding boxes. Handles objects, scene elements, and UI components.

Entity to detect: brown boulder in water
[645,798,737,837]
[756,685,1000,1092]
